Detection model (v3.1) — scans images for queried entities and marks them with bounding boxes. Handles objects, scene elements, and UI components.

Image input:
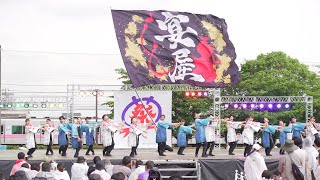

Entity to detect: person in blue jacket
[70,117,86,158]
[194,112,213,157]
[261,118,275,156]
[156,114,179,156]
[290,117,306,138]
[278,120,291,155]
[177,119,193,155]
[58,116,71,157]
[83,117,97,155]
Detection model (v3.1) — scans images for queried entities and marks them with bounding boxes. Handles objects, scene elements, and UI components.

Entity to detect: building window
[12,126,25,134]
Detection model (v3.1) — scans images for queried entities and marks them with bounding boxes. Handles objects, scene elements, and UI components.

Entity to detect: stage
[0,148,281,180]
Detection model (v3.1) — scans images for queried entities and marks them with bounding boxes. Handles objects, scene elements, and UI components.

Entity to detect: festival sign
[113,91,172,149]
[111,10,240,88]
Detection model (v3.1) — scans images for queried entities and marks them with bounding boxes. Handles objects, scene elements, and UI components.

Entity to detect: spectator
[71,156,89,180]
[273,171,281,180]
[8,175,22,180]
[11,152,28,176]
[110,172,125,180]
[15,163,30,180]
[89,174,101,180]
[88,156,101,177]
[104,160,113,176]
[138,161,155,180]
[261,170,272,179]
[90,160,111,180]
[244,144,267,180]
[168,175,183,180]
[27,164,40,180]
[315,150,320,180]
[278,139,310,180]
[14,170,28,180]
[128,160,144,180]
[112,156,131,177]
[53,163,70,180]
[303,137,319,178]
[33,162,55,180]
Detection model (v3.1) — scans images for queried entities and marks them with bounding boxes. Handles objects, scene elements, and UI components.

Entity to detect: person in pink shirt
[10,152,28,176]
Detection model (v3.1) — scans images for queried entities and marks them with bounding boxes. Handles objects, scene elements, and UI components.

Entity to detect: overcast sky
[0,0,319,92]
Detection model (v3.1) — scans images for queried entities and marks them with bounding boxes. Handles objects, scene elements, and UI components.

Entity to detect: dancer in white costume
[43,119,55,155]
[25,119,41,158]
[100,114,123,156]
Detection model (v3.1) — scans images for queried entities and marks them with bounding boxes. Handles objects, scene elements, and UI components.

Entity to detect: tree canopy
[223,51,320,123]
[114,51,319,126]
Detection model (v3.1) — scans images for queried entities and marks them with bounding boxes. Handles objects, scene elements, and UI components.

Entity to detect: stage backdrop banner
[114,91,172,149]
[111,10,240,88]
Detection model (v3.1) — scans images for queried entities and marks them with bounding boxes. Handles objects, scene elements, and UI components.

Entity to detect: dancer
[177,119,193,155]
[289,117,305,139]
[277,120,291,155]
[43,119,55,155]
[25,119,40,158]
[261,117,275,156]
[58,116,71,156]
[71,117,86,158]
[242,115,260,157]
[156,114,179,156]
[101,114,121,156]
[83,117,97,155]
[194,112,213,157]
[205,116,219,156]
[224,115,242,155]
[128,117,148,157]
[306,116,319,143]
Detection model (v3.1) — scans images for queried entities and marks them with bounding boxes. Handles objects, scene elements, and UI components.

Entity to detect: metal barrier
[144,160,199,179]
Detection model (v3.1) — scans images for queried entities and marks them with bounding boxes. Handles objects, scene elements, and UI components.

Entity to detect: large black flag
[112,10,240,88]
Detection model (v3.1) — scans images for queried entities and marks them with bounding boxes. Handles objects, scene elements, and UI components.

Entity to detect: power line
[2,49,121,56]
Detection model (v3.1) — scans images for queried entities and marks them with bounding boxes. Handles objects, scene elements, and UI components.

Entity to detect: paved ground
[0,147,282,161]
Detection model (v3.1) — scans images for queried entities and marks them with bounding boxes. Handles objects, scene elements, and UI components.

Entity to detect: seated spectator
[71,156,89,180]
[11,152,28,176]
[168,175,183,180]
[112,156,132,177]
[53,163,70,180]
[14,170,28,180]
[273,171,281,180]
[128,160,144,180]
[105,160,113,176]
[148,169,161,180]
[89,174,101,180]
[15,163,30,180]
[110,172,125,180]
[33,162,55,180]
[244,144,267,180]
[27,164,40,180]
[261,170,272,179]
[90,160,111,180]
[138,161,155,180]
[9,175,22,180]
[88,156,102,177]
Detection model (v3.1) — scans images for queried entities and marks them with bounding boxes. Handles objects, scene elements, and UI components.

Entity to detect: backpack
[288,154,304,180]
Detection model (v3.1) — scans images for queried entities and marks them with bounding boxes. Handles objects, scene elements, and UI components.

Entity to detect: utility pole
[0,45,2,145]
[94,89,99,144]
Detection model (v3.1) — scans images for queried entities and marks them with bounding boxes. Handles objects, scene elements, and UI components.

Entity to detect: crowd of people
[14,112,320,179]
[244,137,320,180]
[7,151,186,180]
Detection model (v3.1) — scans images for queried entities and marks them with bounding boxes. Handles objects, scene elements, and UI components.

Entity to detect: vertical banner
[114,91,172,149]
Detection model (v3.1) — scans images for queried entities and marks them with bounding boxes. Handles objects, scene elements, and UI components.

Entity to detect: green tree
[222,51,320,123]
